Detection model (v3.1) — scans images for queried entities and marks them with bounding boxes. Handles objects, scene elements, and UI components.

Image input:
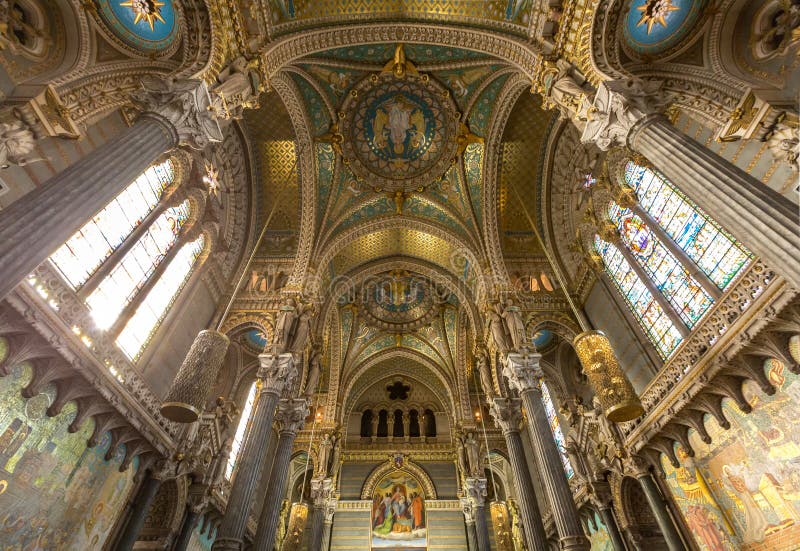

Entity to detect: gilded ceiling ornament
[119,0,166,31]
[635,0,681,34]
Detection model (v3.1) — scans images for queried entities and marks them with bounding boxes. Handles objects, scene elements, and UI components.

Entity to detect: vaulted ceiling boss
[0,1,797,551]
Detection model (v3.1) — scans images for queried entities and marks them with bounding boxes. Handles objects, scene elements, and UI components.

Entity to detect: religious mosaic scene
[0,0,797,550]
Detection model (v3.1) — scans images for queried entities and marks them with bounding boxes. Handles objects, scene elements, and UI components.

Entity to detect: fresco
[0,362,138,549]
[586,512,613,551]
[663,360,800,550]
[371,471,427,549]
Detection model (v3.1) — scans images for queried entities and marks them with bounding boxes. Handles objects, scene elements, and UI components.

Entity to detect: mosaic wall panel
[586,511,613,550]
[662,361,800,550]
[0,363,138,549]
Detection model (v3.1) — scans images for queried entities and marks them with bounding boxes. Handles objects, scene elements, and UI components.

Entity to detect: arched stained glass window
[49,160,175,288]
[624,162,751,289]
[226,382,258,480]
[86,201,190,329]
[595,236,684,358]
[115,235,204,359]
[540,380,574,479]
[608,202,714,328]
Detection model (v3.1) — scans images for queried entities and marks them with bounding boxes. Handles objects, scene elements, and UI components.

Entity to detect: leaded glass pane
[49,160,174,289]
[624,162,751,289]
[87,201,189,330]
[226,382,257,480]
[595,236,683,358]
[540,381,574,479]
[608,202,714,328]
[115,235,204,359]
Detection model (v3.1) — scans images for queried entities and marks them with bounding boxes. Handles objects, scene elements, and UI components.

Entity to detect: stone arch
[361,458,437,500]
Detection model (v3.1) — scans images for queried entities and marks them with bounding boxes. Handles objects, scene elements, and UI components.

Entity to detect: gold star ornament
[120,0,166,31]
[636,0,680,35]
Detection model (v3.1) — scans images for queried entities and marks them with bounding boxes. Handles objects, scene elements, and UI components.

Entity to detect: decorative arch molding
[481,73,527,290]
[271,72,318,295]
[525,316,581,345]
[261,23,543,81]
[346,369,449,420]
[315,256,480,342]
[361,457,438,500]
[219,314,274,343]
[341,348,456,420]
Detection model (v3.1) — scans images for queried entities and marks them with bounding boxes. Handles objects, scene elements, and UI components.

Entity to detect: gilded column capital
[581,79,670,151]
[502,350,544,394]
[489,397,524,435]
[275,398,309,435]
[130,76,223,150]
[463,477,488,508]
[256,352,297,396]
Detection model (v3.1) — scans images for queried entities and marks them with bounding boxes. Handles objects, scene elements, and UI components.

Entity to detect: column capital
[463,477,487,508]
[581,78,669,151]
[275,397,309,435]
[489,397,523,435]
[586,480,614,510]
[311,477,334,508]
[131,76,223,150]
[459,495,476,523]
[502,350,543,393]
[324,494,339,522]
[256,352,297,396]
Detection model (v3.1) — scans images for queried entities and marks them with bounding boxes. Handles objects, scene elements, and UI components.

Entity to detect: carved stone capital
[275,397,309,435]
[460,495,476,523]
[256,353,297,396]
[587,481,613,509]
[130,76,223,150]
[502,351,543,394]
[463,477,487,508]
[489,397,523,434]
[310,477,333,508]
[581,79,669,151]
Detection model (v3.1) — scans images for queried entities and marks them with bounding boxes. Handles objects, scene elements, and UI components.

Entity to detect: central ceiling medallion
[339,45,461,193]
[360,270,438,333]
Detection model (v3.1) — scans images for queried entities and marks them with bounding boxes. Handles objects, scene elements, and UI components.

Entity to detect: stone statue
[456,440,468,480]
[317,432,333,476]
[210,56,262,120]
[289,301,314,354]
[476,349,495,398]
[537,59,592,125]
[214,396,239,436]
[463,432,481,477]
[500,298,526,352]
[0,119,41,169]
[273,297,298,353]
[486,303,510,354]
[304,349,322,397]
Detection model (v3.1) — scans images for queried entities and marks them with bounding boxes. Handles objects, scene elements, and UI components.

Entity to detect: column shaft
[637,474,684,551]
[505,430,548,550]
[308,506,325,550]
[114,473,162,551]
[474,505,491,551]
[0,117,177,300]
[320,519,333,551]
[173,509,200,551]
[465,521,478,551]
[520,388,590,551]
[252,430,296,550]
[598,506,626,551]
[631,118,800,288]
[213,390,280,549]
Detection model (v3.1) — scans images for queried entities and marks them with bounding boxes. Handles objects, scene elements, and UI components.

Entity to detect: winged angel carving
[372,94,426,156]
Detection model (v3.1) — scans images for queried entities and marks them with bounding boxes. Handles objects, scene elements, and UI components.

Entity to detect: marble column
[637,473,684,551]
[172,508,200,551]
[0,77,222,301]
[464,477,491,551]
[308,478,333,550]
[252,398,309,551]
[581,78,800,289]
[489,397,549,550]
[588,483,626,551]
[212,353,297,551]
[114,471,162,551]
[320,493,337,551]
[503,351,590,551]
[460,496,479,551]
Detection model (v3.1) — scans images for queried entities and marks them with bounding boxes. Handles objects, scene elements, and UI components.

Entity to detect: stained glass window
[50,160,175,289]
[624,162,751,289]
[595,236,684,358]
[226,382,258,480]
[87,201,190,330]
[608,202,714,328]
[115,235,204,359]
[540,380,574,479]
